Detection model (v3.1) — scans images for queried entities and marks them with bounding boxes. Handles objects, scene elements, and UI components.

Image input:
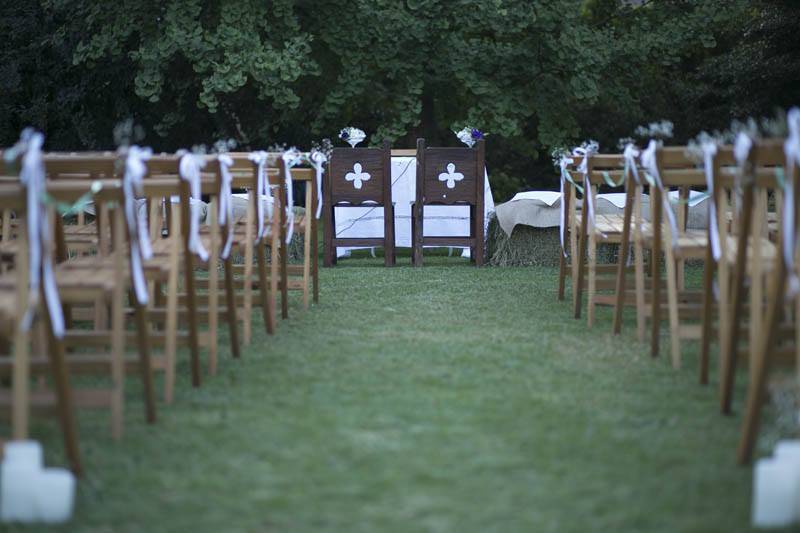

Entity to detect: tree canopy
[2,0,798,200]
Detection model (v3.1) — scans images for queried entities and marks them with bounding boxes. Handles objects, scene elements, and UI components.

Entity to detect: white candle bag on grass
[752,457,798,528]
[774,440,800,521]
[0,441,75,524]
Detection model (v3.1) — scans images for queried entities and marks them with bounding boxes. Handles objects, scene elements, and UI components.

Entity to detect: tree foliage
[2,0,798,200]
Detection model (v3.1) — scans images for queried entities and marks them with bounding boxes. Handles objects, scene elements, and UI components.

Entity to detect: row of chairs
[323,140,487,266]
[0,133,321,476]
[558,110,800,464]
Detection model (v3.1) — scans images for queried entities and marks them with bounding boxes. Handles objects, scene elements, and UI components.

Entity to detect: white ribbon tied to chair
[247,151,273,244]
[623,143,642,186]
[122,145,153,305]
[217,154,234,259]
[701,141,722,261]
[18,131,65,337]
[574,144,600,238]
[641,139,680,250]
[783,108,800,296]
[309,150,327,220]
[282,149,301,244]
[558,155,574,257]
[179,153,209,261]
[733,131,754,218]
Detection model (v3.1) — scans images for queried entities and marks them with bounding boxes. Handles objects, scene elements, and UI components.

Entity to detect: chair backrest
[328,141,391,205]
[416,138,484,206]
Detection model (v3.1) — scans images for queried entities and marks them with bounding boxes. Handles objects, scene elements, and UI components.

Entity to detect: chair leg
[42,308,82,476]
[207,206,219,376]
[323,204,334,268]
[183,252,202,387]
[11,323,30,440]
[133,302,156,424]
[280,240,289,320]
[311,212,320,302]
[558,251,567,301]
[257,241,275,335]
[587,230,597,328]
[224,256,240,358]
[699,245,715,385]
[665,251,682,369]
[737,260,785,464]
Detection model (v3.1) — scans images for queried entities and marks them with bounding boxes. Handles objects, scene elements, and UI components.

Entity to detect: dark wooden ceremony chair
[411,138,486,266]
[323,141,395,267]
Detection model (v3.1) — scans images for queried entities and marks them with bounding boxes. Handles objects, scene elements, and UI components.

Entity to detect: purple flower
[471,128,483,140]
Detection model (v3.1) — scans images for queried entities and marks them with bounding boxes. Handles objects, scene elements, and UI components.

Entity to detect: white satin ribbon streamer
[558,155,574,256]
[179,153,209,261]
[574,145,600,238]
[733,132,754,217]
[641,140,680,250]
[701,142,722,261]
[248,151,273,243]
[783,108,800,296]
[122,145,153,305]
[309,151,327,219]
[18,131,65,337]
[217,154,234,259]
[281,150,301,244]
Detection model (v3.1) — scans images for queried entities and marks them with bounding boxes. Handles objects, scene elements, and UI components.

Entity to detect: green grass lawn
[3,255,793,532]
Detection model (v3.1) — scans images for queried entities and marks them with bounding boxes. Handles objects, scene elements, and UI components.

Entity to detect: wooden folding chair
[711,139,785,417]
[0,148,81,474]
[412,138,485,266]
[637,144,712,367]
[197,152,282,343]
[557,155,583,302]
[571,153,633,327]
[41,156,157,438]
[734,131,799,463]
[284,165,320,311]
[144,154,240,386]
[696,143,781,390]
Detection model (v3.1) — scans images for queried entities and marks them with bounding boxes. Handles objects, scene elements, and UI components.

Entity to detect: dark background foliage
[2,0,798,201]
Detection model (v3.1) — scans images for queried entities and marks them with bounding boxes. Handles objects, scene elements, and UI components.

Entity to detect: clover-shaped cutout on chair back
[345,162,371,189]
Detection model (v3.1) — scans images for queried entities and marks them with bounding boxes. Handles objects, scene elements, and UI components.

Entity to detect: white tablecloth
[335,156,495,257]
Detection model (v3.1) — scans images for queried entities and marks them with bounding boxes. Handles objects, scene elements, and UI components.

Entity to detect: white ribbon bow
[282,149,302,244]
[558,155,574,257]
[783,108,800,296]
[623,144,642,185]
[641,139,680,250]
[17,131,65,337]
[122,145,153,305]
[701,141,722,261]
[179,153,209,261]
[217,154,234,259]
[248,151,273,244]
[309,151,327,219]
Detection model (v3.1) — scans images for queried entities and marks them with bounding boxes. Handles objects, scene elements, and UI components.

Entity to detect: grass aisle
[8,259,769,532]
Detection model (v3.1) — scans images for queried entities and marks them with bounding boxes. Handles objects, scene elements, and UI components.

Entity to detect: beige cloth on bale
[495,190,710,236]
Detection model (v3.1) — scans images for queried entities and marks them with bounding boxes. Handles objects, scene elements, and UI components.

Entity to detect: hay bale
[486,214,618,267]
[487,214,561,267]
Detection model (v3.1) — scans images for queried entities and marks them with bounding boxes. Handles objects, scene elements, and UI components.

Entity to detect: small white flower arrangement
[339,127,366,148]
[634,120,674,140]
[454,126,485,148]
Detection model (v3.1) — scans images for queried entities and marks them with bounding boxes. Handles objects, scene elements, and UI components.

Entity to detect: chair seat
[723,235,778,266]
